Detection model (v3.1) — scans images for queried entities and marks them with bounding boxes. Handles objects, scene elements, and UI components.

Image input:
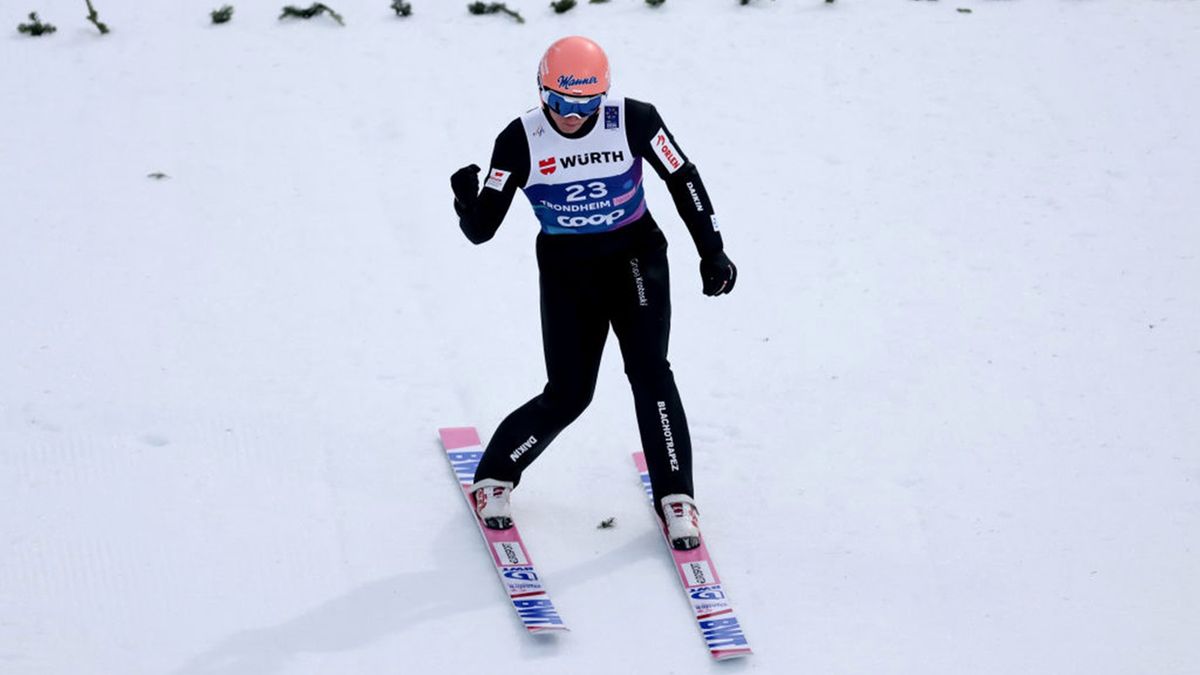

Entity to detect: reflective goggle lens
[541,89,605,118]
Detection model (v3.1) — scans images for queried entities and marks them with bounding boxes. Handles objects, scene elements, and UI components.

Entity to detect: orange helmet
[538,36,610,96]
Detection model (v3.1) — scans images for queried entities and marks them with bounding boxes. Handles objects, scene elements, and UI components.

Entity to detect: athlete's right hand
[450,164,482,211]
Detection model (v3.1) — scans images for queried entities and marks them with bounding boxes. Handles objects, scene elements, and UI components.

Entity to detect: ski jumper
[456,97,725,512]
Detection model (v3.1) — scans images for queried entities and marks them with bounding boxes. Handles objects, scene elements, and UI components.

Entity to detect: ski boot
[471,478,514,530]
[661,494,701,551]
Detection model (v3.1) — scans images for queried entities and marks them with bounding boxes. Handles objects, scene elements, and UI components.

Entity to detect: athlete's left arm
[627,99,736,296]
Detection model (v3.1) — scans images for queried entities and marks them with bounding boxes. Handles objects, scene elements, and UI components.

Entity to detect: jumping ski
[439,426,568,633]
[632,451,752,660]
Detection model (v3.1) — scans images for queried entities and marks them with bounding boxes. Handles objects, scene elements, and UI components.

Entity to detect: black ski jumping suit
[451,97,734,513]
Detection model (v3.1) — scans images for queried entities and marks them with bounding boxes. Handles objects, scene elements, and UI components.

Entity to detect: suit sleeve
[457,119,530,244]
[626,98,725,259]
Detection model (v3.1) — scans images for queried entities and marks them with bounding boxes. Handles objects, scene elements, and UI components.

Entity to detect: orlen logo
[539,157,557,176]
[557,209,625,229]
[558,75,599,90]
[652,127,683,174]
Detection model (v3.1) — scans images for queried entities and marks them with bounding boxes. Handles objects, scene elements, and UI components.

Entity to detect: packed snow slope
[2,1,1199,673]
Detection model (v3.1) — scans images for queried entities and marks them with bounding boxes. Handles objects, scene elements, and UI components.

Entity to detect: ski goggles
[540,88,605,118]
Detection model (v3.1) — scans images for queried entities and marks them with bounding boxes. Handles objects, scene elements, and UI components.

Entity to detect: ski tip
[712,648,753,660]
[439,426,481,448]
[631,451,648,472]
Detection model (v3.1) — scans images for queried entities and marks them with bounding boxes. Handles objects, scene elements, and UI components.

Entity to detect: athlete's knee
[625,360,674,389]
[540,383,594,424]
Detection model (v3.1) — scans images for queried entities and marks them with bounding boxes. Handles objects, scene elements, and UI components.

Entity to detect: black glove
[700,250,737,296]
[451,164,481,215]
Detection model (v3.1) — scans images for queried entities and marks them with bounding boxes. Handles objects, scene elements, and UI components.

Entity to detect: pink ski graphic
[440,427,568,633]
[633,452,752,660]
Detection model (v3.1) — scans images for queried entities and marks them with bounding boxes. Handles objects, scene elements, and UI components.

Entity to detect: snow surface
[3,1,1199,673]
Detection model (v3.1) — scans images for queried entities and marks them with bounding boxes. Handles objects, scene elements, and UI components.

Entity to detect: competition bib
[520,97,647,235]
